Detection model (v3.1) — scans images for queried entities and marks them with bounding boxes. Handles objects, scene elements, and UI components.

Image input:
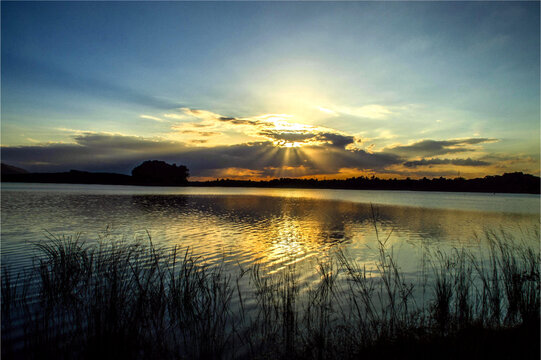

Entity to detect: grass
[1,225,539,359]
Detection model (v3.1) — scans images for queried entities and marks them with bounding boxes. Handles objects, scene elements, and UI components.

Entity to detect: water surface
[2,183,539,278]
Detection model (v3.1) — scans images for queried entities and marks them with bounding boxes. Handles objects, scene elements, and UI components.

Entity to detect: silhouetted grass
[1,225,539,359]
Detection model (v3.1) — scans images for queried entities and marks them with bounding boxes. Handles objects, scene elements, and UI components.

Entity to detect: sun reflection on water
[2,189,539,288]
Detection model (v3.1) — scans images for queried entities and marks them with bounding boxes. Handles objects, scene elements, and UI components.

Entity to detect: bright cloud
[161,107,360,149]
[140,114,166,122]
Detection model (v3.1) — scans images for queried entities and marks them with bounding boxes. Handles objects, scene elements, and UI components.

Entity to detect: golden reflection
[256,212,322,273]
[220,198,336,273]
[152,195,539,278]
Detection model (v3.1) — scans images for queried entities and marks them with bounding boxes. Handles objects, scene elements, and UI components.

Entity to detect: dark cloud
[383,138,497,157]
[259,130,356,149]
[184,143,401,178]
[217,116,262,126]
[176,130,221,137]
[403,158,490,168]
[330,147,401,170]
[72,133,185,154]
[6,133,498,178]
[315,132,356,148]
[1,133,399,176]
[259,130,316,143]
[1,133,187,173]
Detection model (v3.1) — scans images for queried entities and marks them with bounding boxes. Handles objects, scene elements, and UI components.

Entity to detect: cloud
[182,108,219,118]
[165,108,263,133]
[258,130,317,144]
[2,131,521,179]
[175,130,221,137]
[140,115,166,122]
[315,132,356,149]
[72,133,174,153]
[211,167,266,179]
[165,107,360,149]
[186,144,401,179]
[403,158,490,168]
[171,122,211,130]
[163,113,189,120]
[0,110,507,179]
[0,132,399,176]
[1,133,187,173]
[257,130,357,149]
[217,117,262,126]
[178,108,263,127]
[383,138,497,157]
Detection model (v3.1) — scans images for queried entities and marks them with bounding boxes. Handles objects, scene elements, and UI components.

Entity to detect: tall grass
[1,225,539,359]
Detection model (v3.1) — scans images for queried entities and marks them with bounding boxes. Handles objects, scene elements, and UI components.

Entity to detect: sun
[284,142,301,148]
[256,113,330,149]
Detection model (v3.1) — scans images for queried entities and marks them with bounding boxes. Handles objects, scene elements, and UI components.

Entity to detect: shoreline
[2,172,540,195]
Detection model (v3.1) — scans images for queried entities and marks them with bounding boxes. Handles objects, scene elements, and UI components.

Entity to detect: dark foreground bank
[1,227,539,359]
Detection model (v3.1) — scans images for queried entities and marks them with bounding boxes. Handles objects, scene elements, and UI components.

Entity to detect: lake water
[2,182,539,279]
[2,182,539,357]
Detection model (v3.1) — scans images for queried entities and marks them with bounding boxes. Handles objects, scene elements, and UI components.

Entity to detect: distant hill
[1,163,29,175]
[1,161,190,186]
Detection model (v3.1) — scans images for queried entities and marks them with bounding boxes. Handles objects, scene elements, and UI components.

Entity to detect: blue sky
[2,1,539,179]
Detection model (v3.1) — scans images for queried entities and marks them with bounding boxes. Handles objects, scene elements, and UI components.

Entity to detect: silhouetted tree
[131,160,189,185]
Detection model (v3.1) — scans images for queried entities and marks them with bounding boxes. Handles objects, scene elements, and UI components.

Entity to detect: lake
[2,182,539,277]
[2,182,539,358]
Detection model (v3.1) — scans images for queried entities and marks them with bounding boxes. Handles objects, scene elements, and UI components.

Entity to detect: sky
[1,1,539,180]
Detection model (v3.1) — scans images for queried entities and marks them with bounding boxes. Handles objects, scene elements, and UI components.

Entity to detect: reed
[1,225,539,359]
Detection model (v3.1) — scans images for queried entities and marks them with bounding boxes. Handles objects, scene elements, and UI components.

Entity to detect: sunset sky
[2,1,539,180]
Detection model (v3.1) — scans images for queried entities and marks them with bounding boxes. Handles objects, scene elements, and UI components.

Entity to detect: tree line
[2,161,539,193]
